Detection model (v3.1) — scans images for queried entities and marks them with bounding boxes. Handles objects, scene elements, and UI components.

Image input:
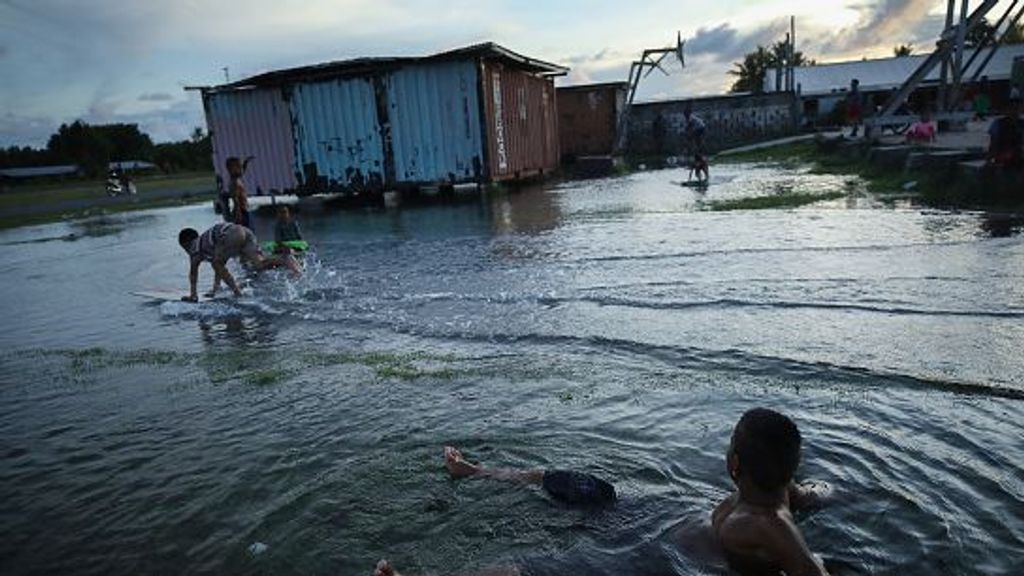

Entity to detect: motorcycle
[106,170,137,197]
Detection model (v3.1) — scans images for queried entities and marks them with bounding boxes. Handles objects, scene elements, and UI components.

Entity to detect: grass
[708,191,847,211]
[0,171,216,230]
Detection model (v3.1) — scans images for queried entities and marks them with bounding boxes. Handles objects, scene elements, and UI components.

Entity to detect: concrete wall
[626,92,798,155]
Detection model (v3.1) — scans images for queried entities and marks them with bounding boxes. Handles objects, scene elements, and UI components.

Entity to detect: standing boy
[227,156,254,230]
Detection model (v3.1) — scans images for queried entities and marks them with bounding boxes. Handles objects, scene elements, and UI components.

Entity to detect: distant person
[373,409,831,576]
[273,205,304,253]
[177,222,300,302]
[683,106,707,154]
[690,152,710,184]
[846,79,863,137]
[905,110,937,144]
[987,98,1023,169]
[973,77,992,121]
[227,156,254,230]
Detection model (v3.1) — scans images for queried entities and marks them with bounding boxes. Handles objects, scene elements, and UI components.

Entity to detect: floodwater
[1,163,1022,576]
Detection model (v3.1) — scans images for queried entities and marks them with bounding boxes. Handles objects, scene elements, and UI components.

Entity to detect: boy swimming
[443,446,616,506]
[712,408,831,575]
[372,409,830,576]
[178,222,300,302]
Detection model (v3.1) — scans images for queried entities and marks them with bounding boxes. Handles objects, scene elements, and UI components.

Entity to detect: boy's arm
[185,258,200,302]
[766,518,830,576]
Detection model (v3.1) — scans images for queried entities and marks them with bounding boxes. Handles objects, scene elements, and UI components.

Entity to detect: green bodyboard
[262,240,309,253]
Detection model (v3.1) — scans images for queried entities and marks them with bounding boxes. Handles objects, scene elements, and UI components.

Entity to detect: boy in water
[374,409,830,576]
[178,222,300,302]
[273,205,304,253]
[442,446,616,506]
[227,156,254,230]
[712,408,831,576]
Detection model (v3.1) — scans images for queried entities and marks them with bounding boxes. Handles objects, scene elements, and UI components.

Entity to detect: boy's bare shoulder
[713,500,828,576]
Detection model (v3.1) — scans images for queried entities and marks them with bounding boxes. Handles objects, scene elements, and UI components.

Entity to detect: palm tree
[893,44,913,57]
[729,41,813,93]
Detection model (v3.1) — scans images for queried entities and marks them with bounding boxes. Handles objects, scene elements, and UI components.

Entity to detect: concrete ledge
[906,150,985,173]
[868,146,913,171]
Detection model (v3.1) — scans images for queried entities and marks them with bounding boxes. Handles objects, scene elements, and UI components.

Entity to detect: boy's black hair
[225,156,240,169]
[178,228,199,247]
[733,408,801,492]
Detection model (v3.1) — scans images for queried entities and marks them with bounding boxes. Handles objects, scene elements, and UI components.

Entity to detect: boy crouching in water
[178,223,300,302]
[713,408,832,576]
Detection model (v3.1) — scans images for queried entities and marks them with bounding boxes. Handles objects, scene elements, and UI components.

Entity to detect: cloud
[139,92,175,102]
[819,0,942,56]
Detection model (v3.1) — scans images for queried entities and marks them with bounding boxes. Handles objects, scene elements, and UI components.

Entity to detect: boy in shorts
[177,223,300,302]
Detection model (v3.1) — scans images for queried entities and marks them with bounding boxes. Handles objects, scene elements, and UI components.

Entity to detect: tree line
[0,121,212,177]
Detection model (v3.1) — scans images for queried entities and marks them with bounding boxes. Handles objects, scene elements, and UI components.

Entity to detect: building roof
[200,42,568,93]
[110,160,156,171]
[768,44,1024,97]
[0,165,81,179]
[556,81,630,92]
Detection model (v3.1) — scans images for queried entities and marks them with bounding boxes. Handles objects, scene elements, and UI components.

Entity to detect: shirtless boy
[178,222,300,302]
[712,408,831,576]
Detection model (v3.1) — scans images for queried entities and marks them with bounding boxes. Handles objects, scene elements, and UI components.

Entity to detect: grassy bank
[718,139,1024,210]
[0,172,215,229]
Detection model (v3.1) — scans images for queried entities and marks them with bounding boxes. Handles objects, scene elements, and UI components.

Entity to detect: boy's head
[226,157,242,178]
[178,228,199,251]
[277,205,291,221]
[727,408,801,493]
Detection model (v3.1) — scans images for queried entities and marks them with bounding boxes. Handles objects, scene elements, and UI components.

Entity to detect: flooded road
[1,163,1022,575]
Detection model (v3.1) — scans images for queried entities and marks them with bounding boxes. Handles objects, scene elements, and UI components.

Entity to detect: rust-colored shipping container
[481,60,560,181]
[556,82,627,158]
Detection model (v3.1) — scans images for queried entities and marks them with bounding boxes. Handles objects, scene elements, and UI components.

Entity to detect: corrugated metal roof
[0,165,81,178]
[386,60,485,184]
[556,81,630,92]
[768,45,1024,96]
[208,43,567,93]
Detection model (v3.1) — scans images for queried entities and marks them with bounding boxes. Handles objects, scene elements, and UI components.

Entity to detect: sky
[0,0,974,148]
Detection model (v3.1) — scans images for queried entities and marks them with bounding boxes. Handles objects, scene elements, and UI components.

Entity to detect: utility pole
[223,67,230,83]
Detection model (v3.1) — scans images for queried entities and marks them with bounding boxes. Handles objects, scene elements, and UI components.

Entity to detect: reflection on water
[0,164,1022,576]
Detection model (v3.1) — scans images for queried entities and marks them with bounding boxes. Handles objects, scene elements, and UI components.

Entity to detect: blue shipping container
[288,77,386,193]
[385,61,484,184]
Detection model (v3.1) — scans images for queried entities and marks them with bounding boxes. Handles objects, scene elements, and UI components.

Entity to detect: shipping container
[195,43,566,195]
[556,82,627,158]
[203,88,298,195]
[385,61,485,185]
[288,77,386,194]
[481,60,560,181]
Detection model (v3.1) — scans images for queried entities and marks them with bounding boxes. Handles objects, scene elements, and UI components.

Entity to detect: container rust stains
[196,43,567,196]
[556,82,628,159]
